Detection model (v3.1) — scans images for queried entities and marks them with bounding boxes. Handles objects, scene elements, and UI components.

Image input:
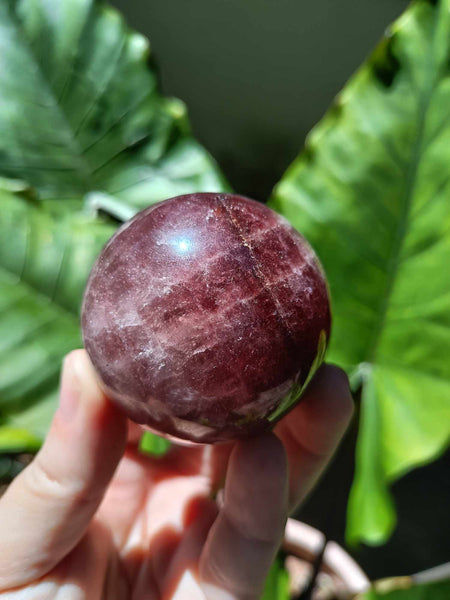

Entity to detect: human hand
[0,350,353,600]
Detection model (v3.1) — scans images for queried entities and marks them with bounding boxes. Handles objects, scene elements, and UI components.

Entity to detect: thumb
[0,350,128,590]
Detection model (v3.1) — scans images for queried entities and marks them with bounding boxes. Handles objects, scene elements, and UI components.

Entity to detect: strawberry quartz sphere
[81,193,331,443]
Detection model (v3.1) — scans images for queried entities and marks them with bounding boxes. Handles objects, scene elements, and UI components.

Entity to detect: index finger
[275,364,354,511]
[0,351,128,589]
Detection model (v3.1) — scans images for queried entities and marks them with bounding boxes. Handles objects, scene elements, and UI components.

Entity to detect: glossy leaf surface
[270,0,450,544]
[0,0,227,208]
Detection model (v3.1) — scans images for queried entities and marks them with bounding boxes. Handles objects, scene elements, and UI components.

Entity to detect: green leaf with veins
[0,191,115,449]
[0,0,228,208]
[270,0,450,545]
[0,0,229,452]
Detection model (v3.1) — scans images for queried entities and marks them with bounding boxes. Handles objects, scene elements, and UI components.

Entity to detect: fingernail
[71,350,100,392]
[58,353,81,422]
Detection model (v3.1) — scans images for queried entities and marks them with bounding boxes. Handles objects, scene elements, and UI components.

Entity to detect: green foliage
[0,191,115,448]
[0,0,228,450]
[139,431,171,457]
[0,0,227,208]
[359,577,450,600]
[260,555,290,600]
[0,454,30,483]
[1,0,449,560]
[270,0,450,545]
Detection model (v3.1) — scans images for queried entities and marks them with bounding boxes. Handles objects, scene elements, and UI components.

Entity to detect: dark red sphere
[81,193,330,443]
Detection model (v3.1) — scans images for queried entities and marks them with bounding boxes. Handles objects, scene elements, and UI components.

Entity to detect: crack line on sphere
[215,195,298,349]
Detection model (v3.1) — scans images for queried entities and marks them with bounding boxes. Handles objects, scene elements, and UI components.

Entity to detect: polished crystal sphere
[81,193,331,443]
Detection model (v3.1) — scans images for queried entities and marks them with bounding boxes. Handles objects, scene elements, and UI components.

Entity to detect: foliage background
[112,0,449,578]
[112,0,409,202]
[0,0,449,586]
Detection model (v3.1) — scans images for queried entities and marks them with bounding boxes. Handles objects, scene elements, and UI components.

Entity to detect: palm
[40,430,228,599]
[93,437,232,598]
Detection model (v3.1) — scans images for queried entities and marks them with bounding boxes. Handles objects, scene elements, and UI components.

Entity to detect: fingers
[275,364,354,511]
[0,350,128,590]
[127,421,147,445]
[159,497,218,599]
[199,433,288,600]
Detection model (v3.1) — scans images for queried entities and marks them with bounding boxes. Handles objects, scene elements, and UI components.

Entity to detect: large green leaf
[0,191,115,448]
[0,0,228,207]
[270,0,450,545]
[0,0,229,451]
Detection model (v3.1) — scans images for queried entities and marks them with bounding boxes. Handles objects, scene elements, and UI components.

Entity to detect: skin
[0,350,353,600]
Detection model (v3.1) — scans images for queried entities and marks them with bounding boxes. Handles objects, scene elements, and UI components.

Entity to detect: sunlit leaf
[0,0,228,208]
[0,191,115,449]
[270,0,450,544]
[0,0,229,452]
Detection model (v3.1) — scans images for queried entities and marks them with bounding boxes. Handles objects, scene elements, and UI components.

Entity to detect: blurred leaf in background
[270,0,450,545]
[139,431,171,457]
[260,555,290,600]
[358,574,450,600]
[0,0,228,458]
